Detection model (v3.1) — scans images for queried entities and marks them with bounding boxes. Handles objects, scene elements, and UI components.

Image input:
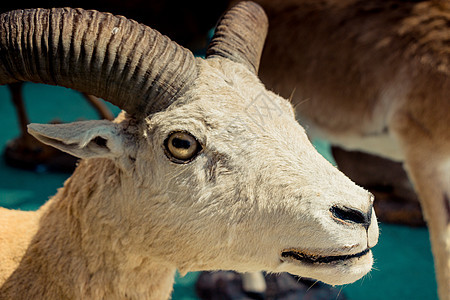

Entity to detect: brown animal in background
[247,0,449,298]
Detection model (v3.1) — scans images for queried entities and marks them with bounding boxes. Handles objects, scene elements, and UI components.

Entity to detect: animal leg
[8,83,34,146]
[81,93,114,121]
[241,271,266,296]
[4,83,79,172]
[392,118,450,299]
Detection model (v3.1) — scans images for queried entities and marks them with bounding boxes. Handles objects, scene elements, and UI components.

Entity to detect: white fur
[0,57,378,299]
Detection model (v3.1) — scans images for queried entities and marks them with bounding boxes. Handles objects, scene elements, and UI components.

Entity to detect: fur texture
[0,57,378,299]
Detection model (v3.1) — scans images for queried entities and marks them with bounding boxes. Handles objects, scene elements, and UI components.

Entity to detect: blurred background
[0,1,440,299]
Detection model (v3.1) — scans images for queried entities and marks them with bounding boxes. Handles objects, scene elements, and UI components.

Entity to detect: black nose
[330,205,372,230]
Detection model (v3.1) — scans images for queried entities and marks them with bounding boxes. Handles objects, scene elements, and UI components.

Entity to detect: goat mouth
[281,248,370,264]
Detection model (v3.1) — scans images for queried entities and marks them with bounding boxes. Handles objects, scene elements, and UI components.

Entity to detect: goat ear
[27,120,126,159]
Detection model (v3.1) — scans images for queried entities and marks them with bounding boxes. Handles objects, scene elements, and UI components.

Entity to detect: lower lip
[281,248,370,264]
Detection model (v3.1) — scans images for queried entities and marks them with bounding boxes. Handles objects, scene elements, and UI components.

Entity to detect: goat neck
[0,158,176,299]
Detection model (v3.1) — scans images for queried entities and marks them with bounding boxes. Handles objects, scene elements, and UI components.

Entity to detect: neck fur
[0,159,176,299]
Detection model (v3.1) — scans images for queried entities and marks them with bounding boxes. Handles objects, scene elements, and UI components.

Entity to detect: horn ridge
[0,7,197,116]
[206,1,268,74]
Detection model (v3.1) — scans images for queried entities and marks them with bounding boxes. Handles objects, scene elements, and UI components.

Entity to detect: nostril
[330,205,371,229]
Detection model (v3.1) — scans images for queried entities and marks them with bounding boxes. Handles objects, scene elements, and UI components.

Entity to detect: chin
[276,248,374,285]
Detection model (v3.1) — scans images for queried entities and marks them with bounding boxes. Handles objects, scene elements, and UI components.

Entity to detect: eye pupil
[165,131,202,163]
[172,138,191,149]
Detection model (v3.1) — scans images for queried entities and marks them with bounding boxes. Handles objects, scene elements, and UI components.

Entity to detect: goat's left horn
[0,8,197,116]
[206,1,268,74]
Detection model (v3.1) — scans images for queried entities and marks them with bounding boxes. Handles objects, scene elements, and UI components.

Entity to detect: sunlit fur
[0,58,378,299]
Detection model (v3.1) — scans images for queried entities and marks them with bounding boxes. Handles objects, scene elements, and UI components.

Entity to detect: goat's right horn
[0,8,198,116]
[206,1,268,74]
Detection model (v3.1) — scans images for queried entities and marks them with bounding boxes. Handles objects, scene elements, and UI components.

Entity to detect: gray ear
[28,120,126,159]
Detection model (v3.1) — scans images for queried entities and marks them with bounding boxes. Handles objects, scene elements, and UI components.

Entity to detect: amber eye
[164,132,202,163]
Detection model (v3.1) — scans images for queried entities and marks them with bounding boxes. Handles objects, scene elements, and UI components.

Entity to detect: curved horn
[0,8,197,116]
[206,1,268,74]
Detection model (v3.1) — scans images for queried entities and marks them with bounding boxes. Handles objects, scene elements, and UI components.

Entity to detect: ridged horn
[0,8,198,116]
[206,1,268,74]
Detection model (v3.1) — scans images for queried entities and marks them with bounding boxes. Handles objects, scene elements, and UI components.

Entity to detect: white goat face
[68,58,375,285]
